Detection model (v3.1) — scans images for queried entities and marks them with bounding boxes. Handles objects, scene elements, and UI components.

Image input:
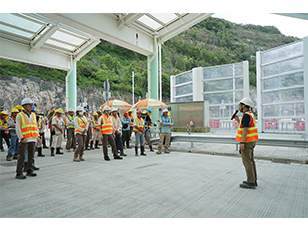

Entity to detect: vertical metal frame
[256,51,263,133]
[303,37,308,136]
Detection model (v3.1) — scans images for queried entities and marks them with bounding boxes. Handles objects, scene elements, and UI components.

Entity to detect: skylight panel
[138,15,162,30]
[149,13,178,24]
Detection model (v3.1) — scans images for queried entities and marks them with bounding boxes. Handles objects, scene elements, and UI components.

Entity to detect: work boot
[149,146,154,152]
[104,155,110,161]
[56,147,63,154]
[15,174,26,179]
[156,146,162,154]
[135,146,139,156]
[79,152,85,161]
[95,141,100,149]
[164,146,170,154]
[239,182,256,189]
[51,147,55,156]
[37,147,45,157]
[140,146,146,156]
[66,149,70,152]
[90,141,95,150]
[26,170,37,177]
[114,155,123,160]
[73,153,80,162]
[6,157,12,161]
[126,141,132,149]
[120,149,127,156]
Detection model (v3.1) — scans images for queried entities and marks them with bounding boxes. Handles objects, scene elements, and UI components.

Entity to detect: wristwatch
[240,142,245,144]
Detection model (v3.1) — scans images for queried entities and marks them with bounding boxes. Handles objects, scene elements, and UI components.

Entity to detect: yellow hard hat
[14,105,24,111]
[11,108,19,113]
[55,108,64,114]
[93,112,98,116]
[142,110,147,114]
[0,110,9,115]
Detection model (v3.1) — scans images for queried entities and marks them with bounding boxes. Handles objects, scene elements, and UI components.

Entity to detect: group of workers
[0,98,173,180]
[1,96,258,190]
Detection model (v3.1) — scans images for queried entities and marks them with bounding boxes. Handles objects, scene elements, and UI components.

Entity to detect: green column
[148,38,159,122]
[67,61,77,111]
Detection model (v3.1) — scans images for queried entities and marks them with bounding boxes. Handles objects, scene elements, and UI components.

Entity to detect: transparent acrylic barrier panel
[175,71,192,85]
[263,103,305,117]
[203,64,233,79]
[263,72,304,91]
[175,84,193,96]
[175,95,193,102]
[203,78,243,92]
[262,57,303,77]
[209,105,237,118]
[262,87,304,104]
[234,63,243,76]
[204,91,243,104]
[262,41,303,65]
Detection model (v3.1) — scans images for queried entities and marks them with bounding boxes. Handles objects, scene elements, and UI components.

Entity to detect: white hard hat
[103,105,111,111]
[240,97,253,107]
[68,107,74,112]
[163,109,168,113]
[21,98,33,106]
[111,107,118,112]
[76,106,83,111]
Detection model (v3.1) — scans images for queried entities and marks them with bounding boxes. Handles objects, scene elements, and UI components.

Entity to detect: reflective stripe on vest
[19,111,39,139]
[66,114,75,129]
[93,119,99,131]
[0,119,9,134]
[101,114,113,134]
[38,117,42,130]
[74,117,86,133]
[235,111,258,142]
[134,117,144,133]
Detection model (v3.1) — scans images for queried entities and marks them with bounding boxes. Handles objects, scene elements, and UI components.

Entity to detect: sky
[212,13,308,39]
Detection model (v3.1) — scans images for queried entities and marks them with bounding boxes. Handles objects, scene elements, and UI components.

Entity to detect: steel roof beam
[117,13,144,30]
[30,25,59,51]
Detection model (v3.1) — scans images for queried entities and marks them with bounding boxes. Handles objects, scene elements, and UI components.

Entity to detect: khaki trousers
[241,141,257,183]
[75,133,86,154]
[51,134,62,148]
[158,133,171,148]
[92,130,100,142]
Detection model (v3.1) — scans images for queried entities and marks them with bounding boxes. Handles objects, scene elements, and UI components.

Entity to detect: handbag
[123,123,128,129]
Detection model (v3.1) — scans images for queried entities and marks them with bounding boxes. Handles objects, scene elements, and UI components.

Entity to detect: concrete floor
[1,144,307,218]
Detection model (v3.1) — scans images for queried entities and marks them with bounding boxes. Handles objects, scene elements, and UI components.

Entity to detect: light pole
[132,71,134,105]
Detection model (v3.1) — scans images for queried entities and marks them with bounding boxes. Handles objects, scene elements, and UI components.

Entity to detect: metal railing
[168,134,308,149]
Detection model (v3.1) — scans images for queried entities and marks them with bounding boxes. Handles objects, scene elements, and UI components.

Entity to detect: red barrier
[209,119,220,128]
[295,121,305,131]
[264,120,278,130]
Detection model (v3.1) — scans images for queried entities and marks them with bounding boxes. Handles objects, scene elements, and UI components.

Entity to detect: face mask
[79,112,83,116]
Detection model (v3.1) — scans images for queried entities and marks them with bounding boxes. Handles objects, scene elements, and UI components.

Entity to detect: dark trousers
[16,141,35,175]
[102,134,117,157]
[41,132,47,147]
[0,130,10,150]
[66,128,76,149]
[85,128,92,148]
[114,132,124,151]
[144,130,152,147]
[122,130,130,147]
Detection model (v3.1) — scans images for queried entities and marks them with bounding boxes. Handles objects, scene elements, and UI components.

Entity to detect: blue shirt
[121,116,131,131]
[160,116,172,133]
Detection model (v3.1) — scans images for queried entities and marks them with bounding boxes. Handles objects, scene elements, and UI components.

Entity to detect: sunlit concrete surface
[1,139,307,218]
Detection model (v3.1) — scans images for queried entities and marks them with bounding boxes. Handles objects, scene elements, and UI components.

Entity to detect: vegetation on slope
[0,17,299,98]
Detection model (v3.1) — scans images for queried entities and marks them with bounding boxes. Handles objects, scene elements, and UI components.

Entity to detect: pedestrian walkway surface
[1,136,307,218]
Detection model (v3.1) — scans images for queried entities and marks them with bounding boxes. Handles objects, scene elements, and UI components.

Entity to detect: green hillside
[0,17,299,98]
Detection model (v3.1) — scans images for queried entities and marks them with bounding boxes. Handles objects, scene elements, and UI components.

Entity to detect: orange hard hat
[137,109,142,114]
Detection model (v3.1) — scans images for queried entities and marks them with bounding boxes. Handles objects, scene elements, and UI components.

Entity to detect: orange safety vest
[0,118,9,134]
[134,117,144,133]
[93,119,100,131]
[101,114,113,134]
[75,117,86,134]
[236,111,258,143]
[19,111,39,139]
